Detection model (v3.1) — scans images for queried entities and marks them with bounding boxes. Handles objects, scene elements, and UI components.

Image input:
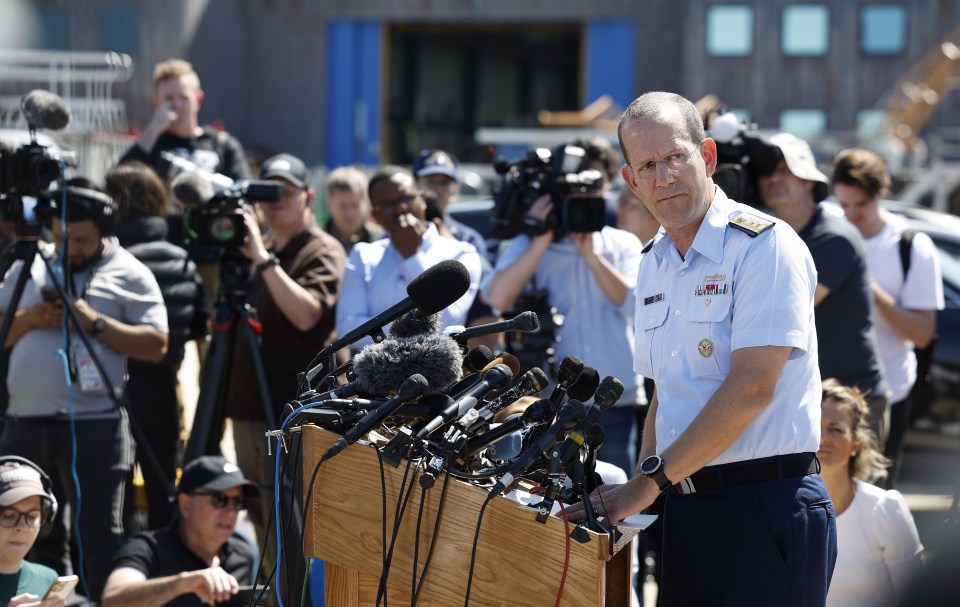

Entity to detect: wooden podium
[302,426,634,607]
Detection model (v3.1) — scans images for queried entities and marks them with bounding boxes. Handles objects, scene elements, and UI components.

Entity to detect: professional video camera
[708,110,781,206]
[0,90,75,236]
[491,143,607,240]
[168,156,283,249]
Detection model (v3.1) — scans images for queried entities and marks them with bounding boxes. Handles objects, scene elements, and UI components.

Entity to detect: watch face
[641,455,662,475]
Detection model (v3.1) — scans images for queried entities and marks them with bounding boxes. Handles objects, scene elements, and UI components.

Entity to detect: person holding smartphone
[0,458,66,607]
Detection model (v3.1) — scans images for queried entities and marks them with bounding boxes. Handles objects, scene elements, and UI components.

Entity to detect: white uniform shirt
[862,213,944,403]
[634,188,821,465]
[336,223,482,348]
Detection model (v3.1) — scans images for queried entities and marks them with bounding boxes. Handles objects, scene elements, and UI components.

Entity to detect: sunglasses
[190,491,245,511]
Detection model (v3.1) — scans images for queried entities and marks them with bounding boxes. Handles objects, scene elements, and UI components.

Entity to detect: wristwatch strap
[256,254,280,274]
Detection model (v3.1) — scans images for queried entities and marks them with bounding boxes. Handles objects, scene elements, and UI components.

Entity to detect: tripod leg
[184,308,238,462]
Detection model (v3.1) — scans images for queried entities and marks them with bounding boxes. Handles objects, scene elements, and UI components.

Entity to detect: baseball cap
[0,459,49,508]
[412,149,458,181]
[768,132,830,202]
[260,153,310,189]
[178,455,259,496]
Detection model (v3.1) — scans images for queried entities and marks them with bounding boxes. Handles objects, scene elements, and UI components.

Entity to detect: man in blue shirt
[486,172,645,478]
[568,91,836,606]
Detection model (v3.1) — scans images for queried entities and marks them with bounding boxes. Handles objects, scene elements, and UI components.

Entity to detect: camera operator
[757,134,890,452]
[485,165,645,477]
[222,154,345,600]
[0,179,169,600]
[336,166,482,350]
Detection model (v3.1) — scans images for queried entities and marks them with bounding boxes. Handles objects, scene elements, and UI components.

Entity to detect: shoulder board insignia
[728,212,775,238]
[641,240,654,254]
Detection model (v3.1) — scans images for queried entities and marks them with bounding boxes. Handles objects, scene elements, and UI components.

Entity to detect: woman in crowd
[820,379,924,606]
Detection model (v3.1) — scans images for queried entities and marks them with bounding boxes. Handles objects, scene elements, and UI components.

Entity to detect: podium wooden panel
[302,426,629,607]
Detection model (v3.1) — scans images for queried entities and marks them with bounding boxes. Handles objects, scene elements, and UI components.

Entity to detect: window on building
[36,6,69,49]
[855,109,887,140]
[779,109,827,138]
[99,7,139,54]
[707,5,754,56]
[861,4,906,54]
[782,5,829,56]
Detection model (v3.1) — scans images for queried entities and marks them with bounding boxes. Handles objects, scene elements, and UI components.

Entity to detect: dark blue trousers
[660,471,837,606]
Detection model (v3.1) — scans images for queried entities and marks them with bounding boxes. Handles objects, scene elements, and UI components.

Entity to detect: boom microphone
[307,260,472,383]
[352,333,464,396]
[321,374,430,461]
[21,90,71,131]
[170,171,216,208]
[489,399,588,497]
[443,311,540,345]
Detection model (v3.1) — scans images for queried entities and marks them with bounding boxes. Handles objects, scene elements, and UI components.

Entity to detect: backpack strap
[899,228,915,279]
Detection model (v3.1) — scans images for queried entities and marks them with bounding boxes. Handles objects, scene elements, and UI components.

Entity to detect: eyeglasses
[628,147,698,182]
[0,508,43,528]
[190,491,246,511]
[372,193,416,214]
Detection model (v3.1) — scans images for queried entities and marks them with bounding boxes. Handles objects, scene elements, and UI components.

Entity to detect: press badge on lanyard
[74,343,104,392]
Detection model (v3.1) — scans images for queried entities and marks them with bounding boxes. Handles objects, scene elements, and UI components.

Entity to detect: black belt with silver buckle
[674,453,820,495]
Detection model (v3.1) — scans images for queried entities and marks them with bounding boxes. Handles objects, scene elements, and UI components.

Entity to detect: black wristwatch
[640,455,673,492]
[91,313,107,336]
[256,254,280,274]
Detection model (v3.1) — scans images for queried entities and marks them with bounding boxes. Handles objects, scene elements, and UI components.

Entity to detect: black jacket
[116,217,210,366]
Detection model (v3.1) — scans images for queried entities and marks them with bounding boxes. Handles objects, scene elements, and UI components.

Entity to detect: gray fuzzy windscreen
[352,334,464,397]
[388,310,441,338]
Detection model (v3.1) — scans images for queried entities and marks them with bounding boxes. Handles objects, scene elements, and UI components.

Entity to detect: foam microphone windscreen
[388,309,441,338]
[170,171,215,208]
[21,90,71,131]
[352,333,464,397]
[567,366,600,402]
[406,260,472,315]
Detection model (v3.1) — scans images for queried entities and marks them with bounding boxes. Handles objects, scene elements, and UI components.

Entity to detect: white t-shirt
[863,213,943,402]
[827,480,924,607]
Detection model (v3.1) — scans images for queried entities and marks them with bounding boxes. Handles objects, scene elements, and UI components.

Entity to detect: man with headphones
[0,456,66,606]
[0,179,169,601]
[222,154,345,602]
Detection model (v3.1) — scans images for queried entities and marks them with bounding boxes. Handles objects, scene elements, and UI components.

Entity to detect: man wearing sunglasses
[101,456,259,607]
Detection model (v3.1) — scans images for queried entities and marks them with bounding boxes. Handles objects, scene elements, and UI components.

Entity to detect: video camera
[167,154,283,249]
[491,144,607,240]
[0,90,76,237]
[708,110,781,206]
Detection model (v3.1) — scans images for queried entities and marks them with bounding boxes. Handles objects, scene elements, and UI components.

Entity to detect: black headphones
[48,185,119,236]
[0,455,59,534]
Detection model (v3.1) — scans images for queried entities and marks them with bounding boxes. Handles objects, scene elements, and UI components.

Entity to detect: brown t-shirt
[225,224,346,420]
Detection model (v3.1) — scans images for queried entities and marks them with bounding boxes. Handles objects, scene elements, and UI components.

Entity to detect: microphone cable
[553,500,574,607]
[410,468,452,607]
[375,451,421,607]
[462,493,494,607]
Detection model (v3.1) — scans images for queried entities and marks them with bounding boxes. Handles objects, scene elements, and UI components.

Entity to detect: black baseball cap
[260,153,310,189]
[178,455,259,496]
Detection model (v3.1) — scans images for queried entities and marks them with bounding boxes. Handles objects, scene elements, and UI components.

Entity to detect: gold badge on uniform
[698,339,714,357]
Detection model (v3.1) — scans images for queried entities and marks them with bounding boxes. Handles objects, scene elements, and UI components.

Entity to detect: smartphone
[43,575,78,600]
[40,286,57,302]
[215,584,270,606]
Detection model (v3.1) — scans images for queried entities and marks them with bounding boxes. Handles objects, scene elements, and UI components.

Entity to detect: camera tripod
[182,249,309,606]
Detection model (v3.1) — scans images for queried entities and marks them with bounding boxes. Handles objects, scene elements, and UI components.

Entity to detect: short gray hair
[618,92,705,165]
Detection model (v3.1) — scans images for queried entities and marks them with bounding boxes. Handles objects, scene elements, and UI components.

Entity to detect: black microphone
[416,363,515,440]
[457,367,550,434]
[463,345,495,373]
[548,355,585,408]
[306,260,472,383]
[443,311,540,345]
[450,353,520,400]
[21,90,71,131]
[465,398,555,457]
[352,333,463,397]
[489,399,588,497]
[567,366,600,402]
[321,374,430,461]
[557,376,623,466]
[592,376,625,408]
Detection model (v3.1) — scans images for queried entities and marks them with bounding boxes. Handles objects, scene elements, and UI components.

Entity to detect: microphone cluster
[282,260,625,514]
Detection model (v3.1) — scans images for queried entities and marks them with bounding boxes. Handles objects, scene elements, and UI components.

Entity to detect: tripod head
[216,248,253,306]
